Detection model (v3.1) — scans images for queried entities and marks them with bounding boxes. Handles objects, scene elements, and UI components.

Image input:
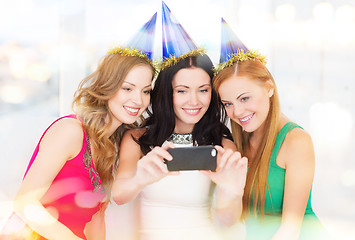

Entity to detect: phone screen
[166,145,217,171]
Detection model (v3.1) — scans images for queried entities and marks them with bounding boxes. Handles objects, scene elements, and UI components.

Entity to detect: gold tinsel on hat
[214,49,267,75]
[159,48,206,71]
[107,46,157,69]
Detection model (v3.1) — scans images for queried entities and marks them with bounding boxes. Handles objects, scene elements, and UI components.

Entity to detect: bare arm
[111,129,145,205]
[272,128,315,240]
[202,138,247,226]
[112,129,175,205]
[84,203,108,240]
[13,118,85,240]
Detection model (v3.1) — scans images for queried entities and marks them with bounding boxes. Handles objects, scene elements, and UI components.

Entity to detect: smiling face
[218,75,273,134]
[108,65,152,127]
[172,67,212,133]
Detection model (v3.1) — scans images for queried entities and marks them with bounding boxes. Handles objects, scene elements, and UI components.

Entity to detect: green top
[264,122,314,215]
[246,122,331,240]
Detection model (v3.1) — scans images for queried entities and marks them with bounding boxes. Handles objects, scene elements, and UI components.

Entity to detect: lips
[123,106,140,116]
[183,108,201,116]
[239,113,254,125]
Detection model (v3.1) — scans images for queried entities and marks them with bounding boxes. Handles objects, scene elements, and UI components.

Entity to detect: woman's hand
[201,145,247,225]
[113,130,178,205]
[201,145,247,198]
[133,142,178,187]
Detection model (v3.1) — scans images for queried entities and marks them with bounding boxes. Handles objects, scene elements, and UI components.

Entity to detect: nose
[132,90,143,106]
[233,103,244,118]
[188,91,198,106]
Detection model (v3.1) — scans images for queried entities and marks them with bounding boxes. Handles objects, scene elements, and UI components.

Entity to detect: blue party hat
[127,12,157,60]
[215,18,266,74]
[219,18,249,63]
[161,1,205,70]
[108,12,157,64]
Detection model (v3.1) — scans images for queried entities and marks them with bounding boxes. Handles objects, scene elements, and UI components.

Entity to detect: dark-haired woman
[112,54,247,240]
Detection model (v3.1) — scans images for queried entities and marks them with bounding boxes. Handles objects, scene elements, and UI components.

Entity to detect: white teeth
[124,106,139,113]
[240,114,253,122]
[185,109,199,114]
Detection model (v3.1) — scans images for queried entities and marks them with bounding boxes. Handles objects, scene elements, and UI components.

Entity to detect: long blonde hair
[213,60,280,218]
[72,53,154,190]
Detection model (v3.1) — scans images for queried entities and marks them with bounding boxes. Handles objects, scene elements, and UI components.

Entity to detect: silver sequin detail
[168,133,193,144]
[83,136,103,192]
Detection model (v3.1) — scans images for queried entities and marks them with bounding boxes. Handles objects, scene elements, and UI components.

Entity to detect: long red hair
[213,60,280,218]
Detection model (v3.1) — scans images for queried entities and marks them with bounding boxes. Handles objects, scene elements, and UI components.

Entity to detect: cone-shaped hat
[161,1,205,70]
[108,12,157,64]
[219,18,248,63]
[127,12,157,60]
[215,18,266,75]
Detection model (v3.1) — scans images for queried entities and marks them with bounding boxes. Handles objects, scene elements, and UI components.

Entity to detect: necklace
[168,133,193,144]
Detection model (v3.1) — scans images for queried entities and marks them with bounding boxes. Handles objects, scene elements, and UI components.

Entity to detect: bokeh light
[9,52,29,79]
[24,204,57,225]
[309,102,353,145]
[275,3,296,22]
[335,5,355,24]
[340,169,355,187]
[0,200,13,230]
[0,85,28,104]
[27,63,51,82]
[75,190,103,208]
[238,5,259,24]
[313,1,334,23]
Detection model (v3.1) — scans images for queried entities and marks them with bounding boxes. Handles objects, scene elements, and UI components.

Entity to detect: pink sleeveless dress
[23,115,106,239]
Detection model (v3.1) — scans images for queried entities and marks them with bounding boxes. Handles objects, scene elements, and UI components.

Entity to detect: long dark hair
[139,54,232,154]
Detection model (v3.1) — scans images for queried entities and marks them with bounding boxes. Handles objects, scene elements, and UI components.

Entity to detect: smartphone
[165,145,217,171]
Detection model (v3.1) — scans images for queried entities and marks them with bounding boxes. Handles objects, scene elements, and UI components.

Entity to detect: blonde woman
[9,13,158,240]
[11,51,154,240]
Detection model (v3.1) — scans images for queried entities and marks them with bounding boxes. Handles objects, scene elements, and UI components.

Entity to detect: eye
[200,89,209,93]
[177,90,186,94]
[223,102,232,107]
[122,87,131,92]
[143,89,152,95]
[241,96,249,102]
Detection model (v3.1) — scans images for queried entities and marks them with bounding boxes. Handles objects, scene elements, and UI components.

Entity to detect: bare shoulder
[122,128,146,145]
[221,137,237,151]
[284,127,313,149]
[278,116,313,149]
[120,128,147,157]
[46,117,83,137]
[117,128,146,177]
[40,117,84,158]
[281,126,315,167]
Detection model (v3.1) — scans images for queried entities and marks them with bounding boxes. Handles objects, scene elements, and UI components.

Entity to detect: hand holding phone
[165,145,217,171]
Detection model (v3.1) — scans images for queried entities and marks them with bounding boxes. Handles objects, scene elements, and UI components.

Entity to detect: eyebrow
[174,84,211,88]
[221,92,250,102]
[237,92,249,99]
[174,85,186,88]
[123,82,151,88]
[123,82,136,87]
[199,84,211,88]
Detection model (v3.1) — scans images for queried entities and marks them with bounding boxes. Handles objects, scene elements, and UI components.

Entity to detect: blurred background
[0,0,354,239]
